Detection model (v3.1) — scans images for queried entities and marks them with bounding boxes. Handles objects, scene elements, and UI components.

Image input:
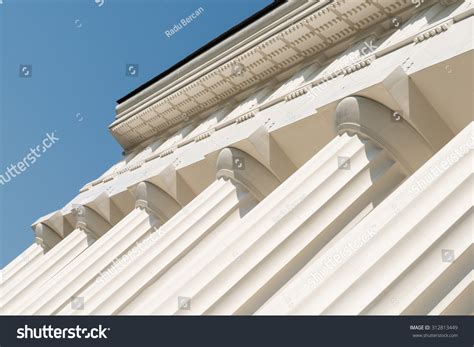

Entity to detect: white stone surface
[1,0,472,316]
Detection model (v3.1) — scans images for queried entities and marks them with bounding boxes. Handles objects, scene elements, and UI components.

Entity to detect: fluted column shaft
[0,243,43,285]
[63,148,280,315]
[20,181,180,315]
[1,204,116,314]
[259,122,473,315]
[163,134,404,315]
[150,96,432,315]
[1,228,90,314]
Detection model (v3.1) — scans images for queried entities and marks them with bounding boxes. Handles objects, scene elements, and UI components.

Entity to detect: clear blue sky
[0,0,273,268]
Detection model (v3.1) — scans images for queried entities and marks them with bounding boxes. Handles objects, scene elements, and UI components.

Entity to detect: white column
[19,181,181,315]
[1,205,114,314]
[1,212,71,312]
[429,271,473,316]
[1,192,123,308]
[66,148,280,315]
[150,96,434,315]
[259,122,473,315]
[2,227,88,314]
[0,243,44,285]
[0,243,44,309]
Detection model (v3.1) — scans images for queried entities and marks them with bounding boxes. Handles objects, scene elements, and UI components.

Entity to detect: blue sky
[0,0,273,268]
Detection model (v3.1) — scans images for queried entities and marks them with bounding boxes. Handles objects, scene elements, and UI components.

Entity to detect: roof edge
[116,0,287,105]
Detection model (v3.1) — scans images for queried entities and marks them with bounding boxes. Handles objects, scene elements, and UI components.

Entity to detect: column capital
[216,147,280,201]
[335,96,434,174]
[134,181,181,222]
[34,223,61,251]
[73,205,112,240]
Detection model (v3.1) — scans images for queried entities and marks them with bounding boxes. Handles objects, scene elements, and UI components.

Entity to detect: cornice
[109,0,416,150]
[80,1,473,193]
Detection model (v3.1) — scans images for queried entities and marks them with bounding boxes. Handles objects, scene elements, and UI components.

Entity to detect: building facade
[1,0,473,315]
